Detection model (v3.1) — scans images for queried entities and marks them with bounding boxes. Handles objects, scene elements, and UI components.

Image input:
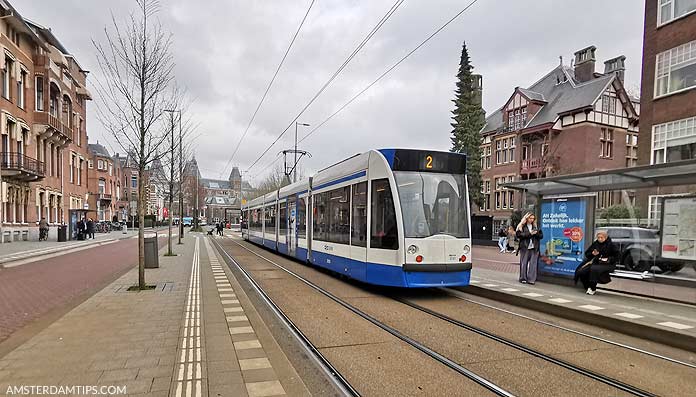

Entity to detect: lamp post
[294,122,309,183]
[164,109,184,244]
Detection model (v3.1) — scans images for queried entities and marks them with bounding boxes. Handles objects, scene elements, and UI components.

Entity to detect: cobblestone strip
[203,238,287,397]
[173,237,204,397]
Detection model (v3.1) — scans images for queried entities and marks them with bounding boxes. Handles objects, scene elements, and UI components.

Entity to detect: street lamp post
[294,122,309,183]
[164,109,184,244]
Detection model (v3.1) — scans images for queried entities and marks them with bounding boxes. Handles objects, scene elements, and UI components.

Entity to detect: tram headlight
[407,245,419,255]
[463,245,471,254]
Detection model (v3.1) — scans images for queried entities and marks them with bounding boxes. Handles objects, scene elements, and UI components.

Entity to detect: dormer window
[507,106,527,130]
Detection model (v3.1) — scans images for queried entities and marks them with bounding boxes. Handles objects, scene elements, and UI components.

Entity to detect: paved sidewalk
[468,264,696,351]
[0,233,308,396]
[0,229,179,268]
[0,236,194,395]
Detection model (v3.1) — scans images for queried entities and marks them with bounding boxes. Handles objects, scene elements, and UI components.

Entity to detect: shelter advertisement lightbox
[660,195,696,262]
[538,197,592,278]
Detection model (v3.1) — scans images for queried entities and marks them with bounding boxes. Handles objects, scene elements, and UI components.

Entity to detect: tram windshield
[394,171,469,238]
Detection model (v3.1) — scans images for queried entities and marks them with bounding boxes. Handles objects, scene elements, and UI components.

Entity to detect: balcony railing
[98,193,113,202]
[521,158,542,171]
[0,152,46,179]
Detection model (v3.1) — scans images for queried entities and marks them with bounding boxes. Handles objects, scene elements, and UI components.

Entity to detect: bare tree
[162,90,199,256]
[251,163,307,199]
[92,0,175,289]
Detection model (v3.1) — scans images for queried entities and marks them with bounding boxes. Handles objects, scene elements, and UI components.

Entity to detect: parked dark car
[604,227,685,273]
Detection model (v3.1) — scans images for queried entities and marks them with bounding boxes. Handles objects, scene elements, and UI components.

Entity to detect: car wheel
[622,250,651,272]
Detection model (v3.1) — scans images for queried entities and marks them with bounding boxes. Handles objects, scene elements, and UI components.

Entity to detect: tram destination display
[390,149,466,173]
[660,195,696,261]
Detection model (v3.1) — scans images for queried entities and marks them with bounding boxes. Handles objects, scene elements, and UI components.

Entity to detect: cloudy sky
[17,0,644,185]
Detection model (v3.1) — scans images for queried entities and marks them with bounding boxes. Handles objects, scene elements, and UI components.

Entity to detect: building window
[507,106,527,130]
[625,132,638,167]
[600,128,614,158]
[17,70,26,109]
[508,137,515,162]
[2,57,12,100]
[495,140,501,164]
[88,160,93,169]
[98,179,106,194]
[655,40,696,97]
[494,137,515,165]
[658,0,696,26]
[652,116,696,164]
[98,159,104,170]
[601,94,616,114]
[35,76,44,111]
[131,175,138,189]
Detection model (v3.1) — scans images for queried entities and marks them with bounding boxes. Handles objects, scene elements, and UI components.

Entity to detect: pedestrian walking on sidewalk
[516,213,543,284]
[574,230,619,295]
[497,225,508,253]
[506,225,518,254]
[38,217,49,241]
[87,218,95,239]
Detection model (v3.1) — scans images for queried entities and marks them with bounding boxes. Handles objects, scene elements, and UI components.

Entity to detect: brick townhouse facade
[177,158,244,224]
[87,143,121,222]
[637,0,696,224]
[474,46,640,232]
[0,3,92,241]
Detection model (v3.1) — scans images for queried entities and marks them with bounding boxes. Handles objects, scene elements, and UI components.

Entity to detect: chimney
[573,45,597,83]
[604,55,626,83]
[472,74,483,107]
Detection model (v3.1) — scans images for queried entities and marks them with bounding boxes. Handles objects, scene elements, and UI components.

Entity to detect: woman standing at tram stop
[516,212,543,284]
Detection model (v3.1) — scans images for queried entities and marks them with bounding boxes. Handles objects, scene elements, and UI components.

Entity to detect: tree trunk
[137,166,146,289]
[167,181,173,255]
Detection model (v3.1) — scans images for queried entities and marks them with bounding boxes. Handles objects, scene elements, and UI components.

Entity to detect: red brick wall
[638,1,696,165]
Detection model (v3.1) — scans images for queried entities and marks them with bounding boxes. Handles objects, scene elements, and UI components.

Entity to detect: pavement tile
[120,378,153,394]
[234,349,267,360]
[136,365,174,379]
[239,358,272,371]
[124,356,159,369]
[245,380,285,397]
[209,383,249,397]
[98,368,139,382]
[150,375,172,392]
[207,360,241,372]
[241,368,278,383]
[208,369,244,386]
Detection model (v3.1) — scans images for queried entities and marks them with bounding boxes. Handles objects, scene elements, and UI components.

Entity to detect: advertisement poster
[538,198,588,277]
[661,196,696,261]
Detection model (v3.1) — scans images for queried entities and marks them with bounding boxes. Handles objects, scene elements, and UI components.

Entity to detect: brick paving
[0,235,167,343]
[0,236,194,396]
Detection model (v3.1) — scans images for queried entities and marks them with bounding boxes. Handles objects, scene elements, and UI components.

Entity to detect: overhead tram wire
[245,0,406,174]
[219,0,316,179]
[299,0,482,145]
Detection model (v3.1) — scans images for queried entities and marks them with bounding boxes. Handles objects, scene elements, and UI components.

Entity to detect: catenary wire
[220,0,316,179]
[246,0,405,174]
[299,0,481,146]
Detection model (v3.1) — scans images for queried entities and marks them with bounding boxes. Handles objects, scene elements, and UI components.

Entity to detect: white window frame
[657,0,696,26]
[654,40,696,98]
[651,115,696,164]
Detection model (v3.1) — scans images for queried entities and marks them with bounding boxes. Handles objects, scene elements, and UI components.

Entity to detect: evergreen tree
[450,42,485,207]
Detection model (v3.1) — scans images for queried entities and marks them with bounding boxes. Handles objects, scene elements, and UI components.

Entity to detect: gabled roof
[201,178,231,190]
[229,167,242,180]
[481,63,626,134]
[88,143,111,158]
[204,196,239,206]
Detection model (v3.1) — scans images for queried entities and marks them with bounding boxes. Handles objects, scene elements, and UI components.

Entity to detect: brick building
[178,158,243,224]
[0,2,92,241]
[87,143,121,222]
[475,46,640,231]
[638,0,696,223]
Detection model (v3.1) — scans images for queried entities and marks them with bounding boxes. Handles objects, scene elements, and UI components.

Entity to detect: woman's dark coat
[516,224,544,251]
[574,236,620,284]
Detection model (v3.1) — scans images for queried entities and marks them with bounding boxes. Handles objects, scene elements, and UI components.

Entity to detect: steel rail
[394,297,657,397]
[222,238,515,397]
[210,237,359,397]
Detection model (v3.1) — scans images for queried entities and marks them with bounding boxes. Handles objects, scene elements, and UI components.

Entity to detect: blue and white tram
[242,149,472,288]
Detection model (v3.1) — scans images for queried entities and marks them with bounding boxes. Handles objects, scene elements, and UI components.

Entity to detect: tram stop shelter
[503,159,696,303]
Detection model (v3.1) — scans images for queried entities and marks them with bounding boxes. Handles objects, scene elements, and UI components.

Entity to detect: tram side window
[298,197,307,239]
[279,202,287,236]
[313,193,328,241]
[370,179,398,250]
[329,186,350,244]
[265,205,276,232]
[351,182,367,247]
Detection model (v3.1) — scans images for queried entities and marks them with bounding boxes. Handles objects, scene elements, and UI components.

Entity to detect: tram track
[213,237,695,396]
[392,297,656,397]
[211,237,514,396]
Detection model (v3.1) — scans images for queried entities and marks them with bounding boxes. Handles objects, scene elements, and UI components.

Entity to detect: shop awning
[504,159,696,196]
